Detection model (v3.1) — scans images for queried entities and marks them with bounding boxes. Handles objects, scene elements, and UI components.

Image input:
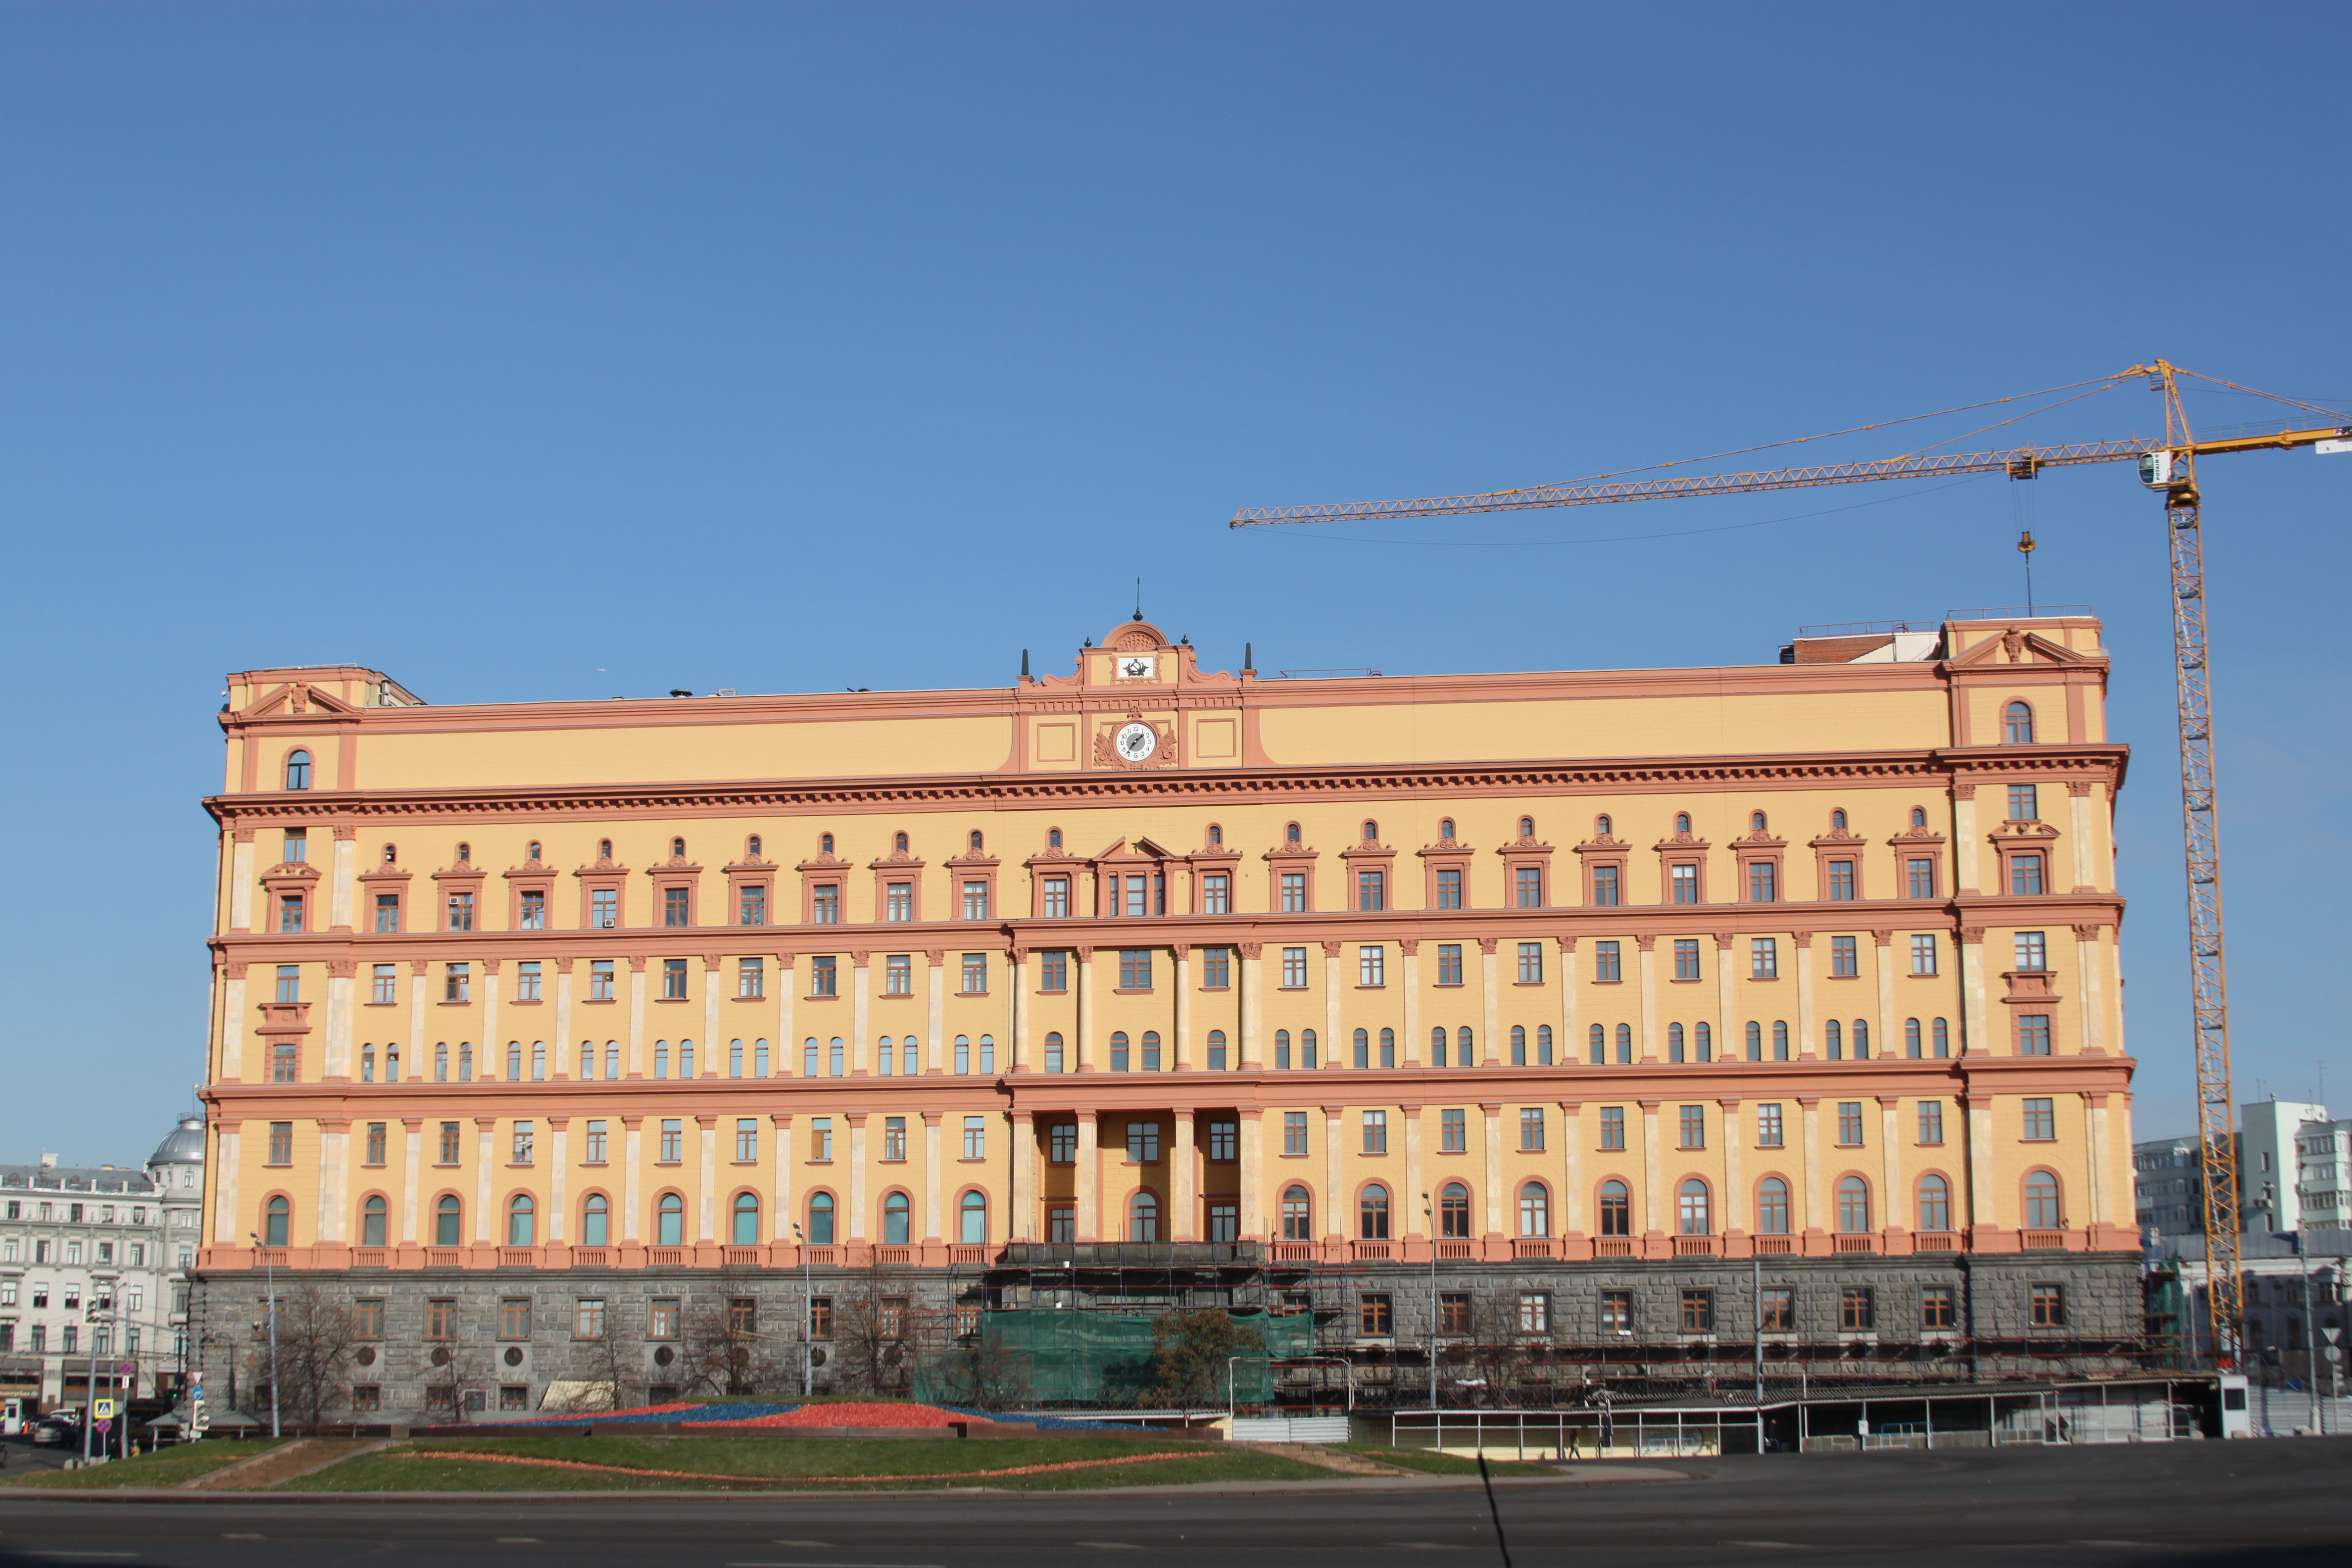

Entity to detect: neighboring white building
[2242,1101,2332,1236]
[0,1117,206,1412]
[2135,1100,2352,1247]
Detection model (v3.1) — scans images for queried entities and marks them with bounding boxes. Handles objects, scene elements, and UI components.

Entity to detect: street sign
[2325,1327,2344,1345]
[91,1399,115,1421]
[94,1419,112,1435]
[117,1362,135,1376]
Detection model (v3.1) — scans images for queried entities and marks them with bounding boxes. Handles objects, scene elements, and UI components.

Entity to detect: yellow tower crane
[1231,361,2352,1367]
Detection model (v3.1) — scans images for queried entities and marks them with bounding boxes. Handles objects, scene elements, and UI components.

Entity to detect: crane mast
[1233,362,2352,1369]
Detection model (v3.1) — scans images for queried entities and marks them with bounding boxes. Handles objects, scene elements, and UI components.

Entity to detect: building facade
[0,1121,204,1411]
[194,615,2141,1415]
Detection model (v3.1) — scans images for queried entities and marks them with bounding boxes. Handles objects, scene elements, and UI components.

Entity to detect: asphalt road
[1,1438,2347,1568]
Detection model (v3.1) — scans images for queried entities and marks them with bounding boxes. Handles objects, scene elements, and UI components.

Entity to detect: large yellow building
[196,614,2140,1412]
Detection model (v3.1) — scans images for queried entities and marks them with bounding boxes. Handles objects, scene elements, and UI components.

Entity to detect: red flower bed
[689,1402,992,1429]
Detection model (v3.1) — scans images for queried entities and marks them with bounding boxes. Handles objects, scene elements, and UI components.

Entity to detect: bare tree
[423,1340,489,1421]
[242,1281,357,1432]
[830,1270,914,1395]
[1149,1309,1266,1409]
[567,1318,638,1413]
[676,1297,782,1397]
[1455,1285,1543,1407]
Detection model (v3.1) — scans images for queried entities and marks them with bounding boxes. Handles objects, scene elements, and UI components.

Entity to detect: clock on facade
[1118,655,1156,679]
[1114,721,1158,761]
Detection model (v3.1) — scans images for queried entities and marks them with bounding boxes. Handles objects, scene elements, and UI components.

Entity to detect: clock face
[1115,721,1158,761]
[1118,655,1155,679]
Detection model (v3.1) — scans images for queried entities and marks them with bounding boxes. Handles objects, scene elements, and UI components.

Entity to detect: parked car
[30,1414,79,1447]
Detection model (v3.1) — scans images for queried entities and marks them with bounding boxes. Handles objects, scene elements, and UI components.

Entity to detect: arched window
[883,1191,911,1245]
[1907,1018,1923,1058]
[1457,1026,1473,1066]
[807,1192,835,1245]
[1932,1018,1950,1057]
[1362,820,1379,842]
[1354,1027,1371,1068]
[1772,1021,1789,1061]
[1141,1029,1162,1071]
[1669,1022,1686,1063]
[1916,1174,1952,1233]
[1675,812,1692,833]
[1911,806,1929,828]
[657,1193,685,1247]
[1852,1019,1869,1059]
[893,831,910,854]
[1281,1184,1313,1240]
[2004,701,2036,744]
[361,1043,376,1082]
[1439,817,1456,839]
[1615,1023,1632,1064]
[1598,1180,1631,1237]
[1830,808,1848,831]
[434,1194,461,1247]
[525,841,542,863]
[1678,1178,1711,1235]
[1750,810,1768,833]
[508,1194,536,1246]
[1519,815,1535,837]
[582,1193,609,1247]
[732,1192,760,1245]
[283,750,312,790]
[361,1194,388,1247]
[1439,1182,1471,1239]
[1273,1029,1290,1071]
[1836,1176,1872,1233]
[1116,1030,1136,1072]
[1511,1025,1527,1066]
[1537,1024,1553,1064]
[1203,1029,1225,1072]
[747,834,762,858]
[1047,827,1062,849]
[1128,1190,1160,1242]
[1379,1026,1396,1068]
[385,1044,401,1081]
[1359,1183,1391,1240]
[263,1194,291,1247]
[820,832,835,855]
[2025,1171,2063,1229]
[1285,821,1302,844]
[1518,1181,1550,1237]
[969,830,984,853]
[1756,1177,1791,1235]
[1206,824,1223,847]
[455,842,471,865]
[1694,1022,1711,1062]
[1825,1020,1842,1059]
[383,842,398,864]
[670,836,686,859]
[1429,1026,1448,1067]
[1594,814,1613,836]
[597,838,613,859]
[959,1190,988,1244]
[1746,1021,1763,1061]
[1590,1023,1606,1065]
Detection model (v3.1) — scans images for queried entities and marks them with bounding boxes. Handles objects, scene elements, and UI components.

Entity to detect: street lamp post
[249,1232,280,1438]
[793,1222,812,1397]
[1422,1193,1437,1411]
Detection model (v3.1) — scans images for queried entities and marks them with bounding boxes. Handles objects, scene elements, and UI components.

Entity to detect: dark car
[29,1415,79,1447]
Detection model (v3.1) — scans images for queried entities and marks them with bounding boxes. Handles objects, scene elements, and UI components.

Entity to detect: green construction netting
[913,1308,1314,1408]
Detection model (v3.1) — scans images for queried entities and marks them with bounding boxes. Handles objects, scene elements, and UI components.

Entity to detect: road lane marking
[771,1544,833,1549]
[1722,1544,1812,1550]
[1074,1545,1142,1552]
[1385,1545,1470,1551]
[496,1540,542,1546]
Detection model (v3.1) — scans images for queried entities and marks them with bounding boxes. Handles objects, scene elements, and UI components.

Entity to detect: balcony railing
[996,1242,1261,1269]
[1835,1234,1876,1254]
[1512,1239,1555,1260]
[1913,1232,1959,1252]
[498,1247,536,1267]
[1595,1238,1634,1258]
[425,1248,462,1269]
[351,1248,387,1269]
[1435,1241,1474,1260]
[2022,1229,2069,1251]
[648,1247,685,1266]
[1754,1236,1794,1255]
[1674,1236,1717,1257]
[572,1248,610,1267]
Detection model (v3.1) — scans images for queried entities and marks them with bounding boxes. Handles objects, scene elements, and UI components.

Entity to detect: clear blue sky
[2,3,2345,1161]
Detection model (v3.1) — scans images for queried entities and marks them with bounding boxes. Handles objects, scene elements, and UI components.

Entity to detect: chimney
[38,1152,57,1169]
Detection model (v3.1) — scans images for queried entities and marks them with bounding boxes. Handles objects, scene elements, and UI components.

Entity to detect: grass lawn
[2,1439,287,1490]
[1334,1445,1557,1477]
[283,1434,1339,1492]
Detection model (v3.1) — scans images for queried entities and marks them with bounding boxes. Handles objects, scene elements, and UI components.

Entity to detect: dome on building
[149,1116,206,1168]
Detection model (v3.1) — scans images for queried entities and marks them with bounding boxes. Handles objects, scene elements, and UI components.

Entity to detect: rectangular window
[512,1123,535,1165]
[659,1119,683,1162]
[954,1115,982,1160]
[885,953,913,996]
[1591,864,1620,906]
[662,957,688,1000]
[1518,1292,1551,1334]
[1681,1289,1715,1333]
[1827,859,1856,900]
[2018,1015,2053,1056]
[1360,945,1386,986]
[267,1122,294,1165]
[365,1122,387,1165]
[1201,946,1230,987]
[733,883,766,927]
[1600,1290,1633,1336]
[1671,862,1699,904]
[1440,1108,1467,1153]
[427,1299,457,1339]
[1599,1107,1626,1151]
[1280,947,1307,987]
[445,963,470,1003]
[1673,938,1700,981]
[1048,1122,1078,1164]
[1282,1112,1308,1157]
[1280,872,1307,913]
[1750,938,1777,979]
[2010,853,2046,895]
[1359,1294,1393,1337]
[961,881,988,921]
[518,888,546,930]
[1437,943,1464,985]
[1209,1119,1238,1161]
[1918,1101,1945,1145]
[275,963,301,1003]
[2023,1097,2057,1140]
[1911,933,1939,977]
[1831,934,1858,978]
[1438,1292,1472,1335]
[1362,1109,1388,1154]
[1192,871,1228,914]
[270,1040,298,1082]
[2008,783,2039,823]
[806,882,840,925]
[1594,940,1621,982]
[574,1299,607,1339]
[649,1298,681,1339]
[1679,1105,1705,1150]
[1907,857,1937,899]
[1358,869,1385,911]
[581,959,611,1001]
[960,952,987,993]
[1518,942,1544,984]
[1757,1104,1784,1147]
[1747,859,1777,903]
[1837,1102,1865,1146]
[514,961,541,1002]
[2015,931,2048,971]
[1042,877,1070,918]
[1841,1287,1875,1331]
[1436,867,1462,909]
[883,1117,907,1162]
[1922,1285,1957,1330]
[440,1122,462,1164]
[735,1119,758,1162]
[500,1298,532,1339]
[282,827,306,863]
[374,893,400,932]
[1519,1106,1545,1153]
[446,890,474,931]
[1123,949,1155,990]
[351,1299,385,1339]
[591,887,619,929]
[733,956,764,1000]
[1761,1288,1796,1333]
[810,955,838,996]
[885,882,913,921]
[1040,950,1069,991]
[810,1118,833,1161]
[2030,1285,2066,1327]
[1515,865,1543,908]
